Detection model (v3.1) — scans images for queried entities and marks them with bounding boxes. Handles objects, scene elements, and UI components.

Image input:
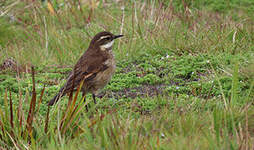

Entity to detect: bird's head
[89,31,123,50]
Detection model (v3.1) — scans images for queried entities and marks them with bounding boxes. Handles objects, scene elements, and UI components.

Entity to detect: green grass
[0,0,254,149]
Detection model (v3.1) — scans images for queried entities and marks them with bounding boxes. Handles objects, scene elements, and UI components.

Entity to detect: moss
[141,74,161,85]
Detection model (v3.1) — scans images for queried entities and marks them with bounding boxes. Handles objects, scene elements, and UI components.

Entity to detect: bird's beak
[113,34,124,39]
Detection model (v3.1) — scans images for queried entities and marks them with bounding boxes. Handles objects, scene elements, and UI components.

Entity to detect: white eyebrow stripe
[99,35,111,40]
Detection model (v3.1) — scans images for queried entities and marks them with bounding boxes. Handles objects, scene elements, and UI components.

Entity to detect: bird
[48,31,123,106]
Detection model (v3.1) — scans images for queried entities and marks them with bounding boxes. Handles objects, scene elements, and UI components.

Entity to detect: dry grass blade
[0,1,20,17]
[26,66,37,134]
[0,106,6,137]
[73,122,85,137]
[67,68,76,108]
[35,85,45,114]
[59,70,77,130]
[70,79,84,109]
[60,79,85,134]
[47,0,56,15]
[44,106,50,133]
[4,89,9,123]
[6,132,21,150]
[0,119,5,138]
[62,96,86,134]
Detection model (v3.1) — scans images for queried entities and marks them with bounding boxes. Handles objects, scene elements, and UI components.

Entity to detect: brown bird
[48,31,123,106]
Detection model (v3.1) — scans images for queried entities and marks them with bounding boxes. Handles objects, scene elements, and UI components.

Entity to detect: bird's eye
[105,37,111,40]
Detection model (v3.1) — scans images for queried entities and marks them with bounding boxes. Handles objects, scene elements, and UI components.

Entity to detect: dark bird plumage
[48,31,123,106]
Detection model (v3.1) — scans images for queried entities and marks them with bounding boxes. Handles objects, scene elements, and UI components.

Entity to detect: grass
[0,0,254,149]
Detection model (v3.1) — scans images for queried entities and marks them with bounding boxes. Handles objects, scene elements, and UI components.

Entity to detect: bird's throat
[100,40,114,51]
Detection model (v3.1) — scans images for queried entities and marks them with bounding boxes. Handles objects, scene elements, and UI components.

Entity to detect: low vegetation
[0,0,253,149]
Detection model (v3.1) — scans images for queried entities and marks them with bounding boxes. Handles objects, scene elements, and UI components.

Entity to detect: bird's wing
[61,50,108,94]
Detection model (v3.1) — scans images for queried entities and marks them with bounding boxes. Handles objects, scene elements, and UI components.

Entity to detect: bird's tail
[48,88,65,106]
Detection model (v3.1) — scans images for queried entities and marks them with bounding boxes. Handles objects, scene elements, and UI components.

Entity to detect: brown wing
[61,49,108,94]
[48,48,109,106]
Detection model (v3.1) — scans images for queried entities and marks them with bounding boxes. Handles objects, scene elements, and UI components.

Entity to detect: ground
[0,0,254,149]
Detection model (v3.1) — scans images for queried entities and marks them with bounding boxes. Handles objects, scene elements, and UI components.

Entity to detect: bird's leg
[82,92,89,111]
[82,92,86,102]
[92,94,97,104]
